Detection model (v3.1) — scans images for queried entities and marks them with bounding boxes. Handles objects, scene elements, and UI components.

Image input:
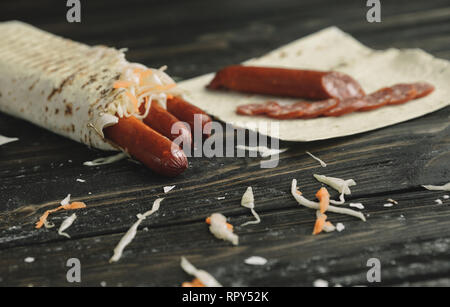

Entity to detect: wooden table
[0,0,449,287]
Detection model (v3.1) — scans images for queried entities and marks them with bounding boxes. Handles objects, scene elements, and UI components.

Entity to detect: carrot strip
[316,187,330,214]
[113,81,133,89]
[182,278,205,287]
[313,213,327,235]
[139,69,154,86]
[36,202,87,229]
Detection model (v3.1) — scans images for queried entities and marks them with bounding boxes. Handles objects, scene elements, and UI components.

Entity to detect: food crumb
[163,185,176,193]
[217,197,226,200]
[387,198,398,205]
[349,203,364,210]
[383,203,394,208]
[24,257,35,263]
[336,223,345,232]
[100,281,107,287]
[244,256,268,266]
[313,279,329,287]
[435,199,443,205]
[443,195,449,200]
[76,179,86,183]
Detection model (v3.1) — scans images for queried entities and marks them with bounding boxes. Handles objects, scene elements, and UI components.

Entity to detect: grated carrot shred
[139,69,154,86]
[113,81,133,89]
[316,187,330,214]
[182,278,205,287]
[313,213,327,235]
[36,202,87,229]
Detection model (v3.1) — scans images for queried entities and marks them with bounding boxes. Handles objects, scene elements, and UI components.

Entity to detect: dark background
[0,0,449,287]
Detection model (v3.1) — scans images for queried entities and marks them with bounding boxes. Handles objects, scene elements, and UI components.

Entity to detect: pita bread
[178,27,450,141]
[0,21,174,151]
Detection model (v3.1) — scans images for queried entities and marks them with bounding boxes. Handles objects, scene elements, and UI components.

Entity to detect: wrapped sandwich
[0,21,211,177]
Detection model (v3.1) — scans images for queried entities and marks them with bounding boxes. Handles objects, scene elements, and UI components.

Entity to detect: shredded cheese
[244,256,268,266]
[291,179,366,221]
[336,223,345,232]
[435,199,443,205]
[163,185,176,193]
[206,213,239,246]
[58,213,77,238]
[349,203,365,210]
[0,135,18,146]
[110,65,177,119]
[83,152,127,166]
[313,279,329,287]
[313,174,356,205]
[422,183,450,191]
[306,151,327,167]
[110,198,164,263]
[180,257,222,287]
[240,187,261,227]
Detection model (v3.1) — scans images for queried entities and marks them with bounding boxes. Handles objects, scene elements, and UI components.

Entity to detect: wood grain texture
[0,0,449,287]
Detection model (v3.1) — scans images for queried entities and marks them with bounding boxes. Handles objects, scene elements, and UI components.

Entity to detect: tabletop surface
[0,0,449,287]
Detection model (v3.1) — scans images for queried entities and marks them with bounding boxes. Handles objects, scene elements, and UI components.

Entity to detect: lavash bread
[0,21,142,150]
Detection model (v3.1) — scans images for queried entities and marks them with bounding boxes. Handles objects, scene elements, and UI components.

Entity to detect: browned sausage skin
[104,116,188,177]
[142,100,192,147]
[207,65,366,100]
[166,96,212,138]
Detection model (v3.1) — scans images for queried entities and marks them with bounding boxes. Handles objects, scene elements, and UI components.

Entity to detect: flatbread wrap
[0,21,210,176]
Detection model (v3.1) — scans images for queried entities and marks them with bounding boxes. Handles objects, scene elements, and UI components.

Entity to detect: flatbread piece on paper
[178,27,450,142]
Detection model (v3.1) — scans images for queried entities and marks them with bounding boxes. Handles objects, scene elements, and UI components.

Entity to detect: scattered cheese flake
[383,203,394,208]
[387,198,398,205]
[240,187,261,227]
[58,213,77,238]
[336,223,345,232]
[76,179,86,183]
[306,151,327,167]
[291,179,366,221]
[217,197,226,200]
[181,257,222,287]
[314,174,356,205]
[244,256,268,266]
[84,153,127,166]
[43,220,55,229]
[313,279,329,287]
[109,198,164,263]
[163,185,176,193]
[349,203,365,210]
[435,199,443,205]
[24,257,35,263]
[206,213,239,245]
[100,281,107,287]
[0,135,18,146]
[422,183,450,191]
[443,195,449,200]
[313,174,356,195]
[61,194,71,206]
[236,145,288,158]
